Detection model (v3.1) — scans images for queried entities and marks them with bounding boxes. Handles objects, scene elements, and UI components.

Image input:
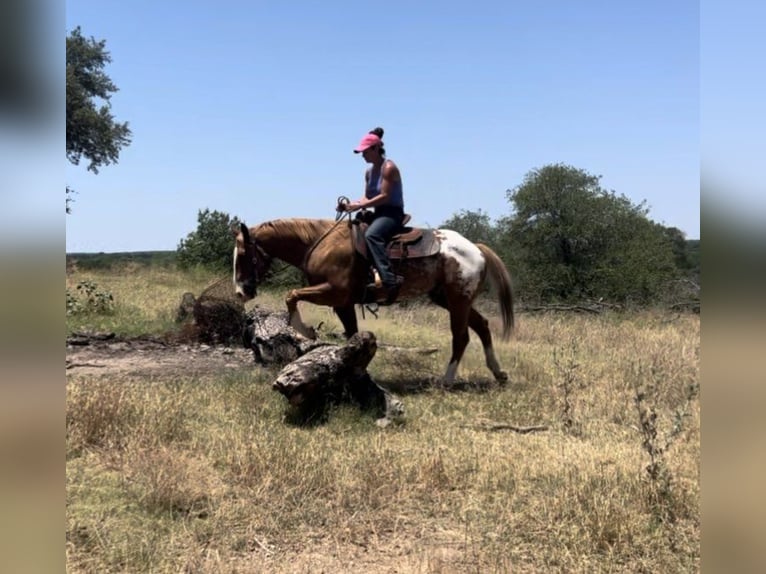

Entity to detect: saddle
[351,212,441,261]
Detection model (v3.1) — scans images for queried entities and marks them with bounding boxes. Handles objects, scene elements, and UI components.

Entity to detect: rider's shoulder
[382,159,400,173]
[382,160,401,182]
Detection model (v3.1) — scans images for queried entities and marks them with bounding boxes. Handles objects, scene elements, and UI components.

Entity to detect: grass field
[66,265,700,573]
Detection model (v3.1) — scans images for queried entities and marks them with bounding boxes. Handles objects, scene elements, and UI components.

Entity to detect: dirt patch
[66,334,256,378]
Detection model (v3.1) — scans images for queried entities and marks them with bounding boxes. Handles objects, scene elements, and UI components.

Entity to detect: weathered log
[242,307,326,365]
[66,331,117,346]
[462,421,549,433]
[272,330,377,404]
[520,303,603,314]
[272,331,404,425]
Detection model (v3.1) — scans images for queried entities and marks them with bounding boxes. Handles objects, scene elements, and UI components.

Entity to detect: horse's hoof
[375,417,392,428]
[294,326,316,340]
[435,378,454,391]
[495,371,509,384]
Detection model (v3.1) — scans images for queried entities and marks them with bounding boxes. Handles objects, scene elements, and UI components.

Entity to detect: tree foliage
[500,164,679,304]
[176,209,306,287]
[66,26,132,212]
[177,209,240,272]
[441,209,500,249]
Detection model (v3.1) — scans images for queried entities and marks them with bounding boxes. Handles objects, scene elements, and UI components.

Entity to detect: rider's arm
[347,162,399,211]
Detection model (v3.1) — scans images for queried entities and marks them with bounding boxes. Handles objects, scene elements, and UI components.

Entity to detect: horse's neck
[255,220,330,269]
[256,232,308,268]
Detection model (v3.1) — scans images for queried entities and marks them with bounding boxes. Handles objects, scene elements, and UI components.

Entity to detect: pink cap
[353,133,381,153]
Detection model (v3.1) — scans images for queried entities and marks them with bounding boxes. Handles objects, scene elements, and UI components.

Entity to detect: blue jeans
[365,206,404,287]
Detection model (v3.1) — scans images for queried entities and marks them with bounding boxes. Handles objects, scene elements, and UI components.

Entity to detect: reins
[300,196,354,271]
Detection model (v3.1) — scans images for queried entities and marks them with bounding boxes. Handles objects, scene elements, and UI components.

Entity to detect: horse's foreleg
[285,282,342,340]
[333,305,359,338]
[468,308,508,383]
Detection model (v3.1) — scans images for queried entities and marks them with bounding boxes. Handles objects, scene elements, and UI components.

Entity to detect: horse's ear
[232,221,249,239]
[240,222,250,241]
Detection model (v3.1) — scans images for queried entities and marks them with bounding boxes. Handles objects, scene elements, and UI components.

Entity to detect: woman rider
[344,127,405,304]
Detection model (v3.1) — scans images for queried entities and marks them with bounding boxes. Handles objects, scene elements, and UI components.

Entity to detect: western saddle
[350,212,441,263]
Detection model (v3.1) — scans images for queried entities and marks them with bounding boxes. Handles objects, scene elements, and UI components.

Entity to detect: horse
[233,216,515,385]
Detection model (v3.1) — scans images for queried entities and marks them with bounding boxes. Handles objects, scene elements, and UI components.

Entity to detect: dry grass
[66,264,222,336]
[66,267,699,573]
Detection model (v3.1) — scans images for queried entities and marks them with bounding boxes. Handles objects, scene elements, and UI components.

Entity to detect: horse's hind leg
[444,303,471,386]
[429,289,507,383]
[428,289,467,385]
[468,308,508,383]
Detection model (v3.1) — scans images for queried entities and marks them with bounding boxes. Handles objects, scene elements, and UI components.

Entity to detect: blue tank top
[366,160,404,208]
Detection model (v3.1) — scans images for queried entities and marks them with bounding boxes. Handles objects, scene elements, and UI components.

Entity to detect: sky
[701,0,766,229]
[65,0,700,253]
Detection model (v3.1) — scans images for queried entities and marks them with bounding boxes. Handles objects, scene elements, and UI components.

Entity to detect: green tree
[684,239,700,279]
[441,209,500,248]
[177,209,241,271]
[505,163,678,304]
[66,26,132,212]
[661,226,702,278]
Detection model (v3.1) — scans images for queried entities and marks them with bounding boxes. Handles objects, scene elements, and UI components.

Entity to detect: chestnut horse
[233,218,515,385]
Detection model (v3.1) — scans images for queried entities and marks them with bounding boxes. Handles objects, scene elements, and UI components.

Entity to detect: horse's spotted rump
[435,229,485,297]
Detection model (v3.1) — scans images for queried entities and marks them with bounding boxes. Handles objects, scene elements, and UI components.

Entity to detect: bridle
[236,223,271,295]
[245,237,270,284]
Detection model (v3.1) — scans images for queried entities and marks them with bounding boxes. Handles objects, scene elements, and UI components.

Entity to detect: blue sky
[701,0,765,229]
[65,0,699,253]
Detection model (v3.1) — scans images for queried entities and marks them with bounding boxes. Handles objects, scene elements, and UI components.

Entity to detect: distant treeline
[685,239,700,275]
[67,251,177,270]
[67,241,699,275]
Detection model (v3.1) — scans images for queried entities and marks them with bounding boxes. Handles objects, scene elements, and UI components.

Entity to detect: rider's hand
[345,202,361,212]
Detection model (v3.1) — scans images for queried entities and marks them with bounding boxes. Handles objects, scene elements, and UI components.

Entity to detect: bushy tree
[504,164,678,304]
[66,26,132,212]
[440,209,500,249]
[177,209,240,271]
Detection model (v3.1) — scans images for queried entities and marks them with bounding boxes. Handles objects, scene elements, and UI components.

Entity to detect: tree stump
[174,284,245,345]
[193,297,245,345]
[176,292,197,323]
[271,331,404,426]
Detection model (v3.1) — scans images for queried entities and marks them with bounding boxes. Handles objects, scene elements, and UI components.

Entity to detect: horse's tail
[476,243,515,340]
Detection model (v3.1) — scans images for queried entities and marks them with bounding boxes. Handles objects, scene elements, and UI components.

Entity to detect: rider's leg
[365,213,401,289]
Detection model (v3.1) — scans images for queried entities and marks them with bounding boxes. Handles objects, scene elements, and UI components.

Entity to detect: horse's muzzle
[236,280,257,301]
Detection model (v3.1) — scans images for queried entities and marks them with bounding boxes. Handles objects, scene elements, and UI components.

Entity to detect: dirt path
[66,334,256,378]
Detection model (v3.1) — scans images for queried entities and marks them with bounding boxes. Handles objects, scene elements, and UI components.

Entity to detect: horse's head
[233,222,270,301]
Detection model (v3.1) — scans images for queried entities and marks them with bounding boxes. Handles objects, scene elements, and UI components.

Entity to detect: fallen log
[520,304,603,314]
[242,307,327,365]
[272,331,404,426]
[462,421,549,434]
[66,331,117,346]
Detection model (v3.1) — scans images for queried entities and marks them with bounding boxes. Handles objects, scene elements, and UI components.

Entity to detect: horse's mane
[255,218,335,244]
